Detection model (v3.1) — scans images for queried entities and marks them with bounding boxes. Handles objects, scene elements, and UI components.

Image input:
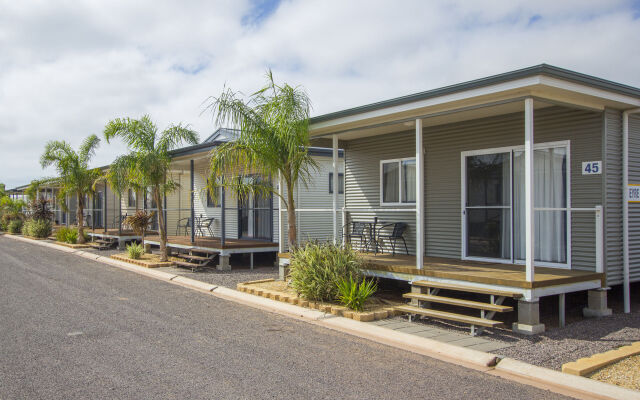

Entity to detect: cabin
[66,128,346,269]
[300,64,640,335]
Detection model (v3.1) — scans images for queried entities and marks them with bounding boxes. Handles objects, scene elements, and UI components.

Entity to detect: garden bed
[237,279,402,322]
[589,354,640,391]
[22,235,50,241]
[111,253,176,268]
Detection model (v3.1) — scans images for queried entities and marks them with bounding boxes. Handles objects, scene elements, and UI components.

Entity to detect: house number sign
[582,161,602,175]
[629,184,640,203]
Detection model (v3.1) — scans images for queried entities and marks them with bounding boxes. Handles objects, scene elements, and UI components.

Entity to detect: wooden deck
[146,235,279,250]
[87,229,158,237]
[360,254,605,289]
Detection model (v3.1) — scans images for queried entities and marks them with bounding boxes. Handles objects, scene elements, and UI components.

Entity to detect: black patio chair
[343,221,368,252]
[197,217,215,237]
[176,217,191,236]
[377,222,409,256]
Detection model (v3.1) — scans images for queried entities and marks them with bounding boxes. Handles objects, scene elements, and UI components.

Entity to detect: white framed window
[329,172,344,194]
[461,141,571,269]
[380,158,416,205]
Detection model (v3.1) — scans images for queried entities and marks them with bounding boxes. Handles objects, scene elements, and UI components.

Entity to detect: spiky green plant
[204,70,318,249]
[336,276,378,312]
[126,242,144,259]
[103,115,199,261]
[288,242,363,302]
[40,135,102,244]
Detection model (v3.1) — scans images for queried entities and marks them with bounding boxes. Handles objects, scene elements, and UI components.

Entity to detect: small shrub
[288,242,363,302]
[336,276,378,312]
[23,219,52,238]
[56,226,71,242]
[55,227,88,244]
[126,242,144,259]
[8,219,23,234]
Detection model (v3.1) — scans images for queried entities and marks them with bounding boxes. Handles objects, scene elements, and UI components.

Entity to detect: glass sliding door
[463,143,569,267]
[513,147,567,264]
[465,152,512,260]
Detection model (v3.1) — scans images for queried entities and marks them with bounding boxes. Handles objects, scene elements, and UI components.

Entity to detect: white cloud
[1,0,639,188]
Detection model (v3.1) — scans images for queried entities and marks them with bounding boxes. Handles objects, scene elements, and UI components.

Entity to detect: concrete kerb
[4,233,639,399]
[494,358,640,400]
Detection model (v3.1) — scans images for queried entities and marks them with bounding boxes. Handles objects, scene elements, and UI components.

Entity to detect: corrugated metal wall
[604,109,623,285]
[627,114,640,283]
[345,106,604,270]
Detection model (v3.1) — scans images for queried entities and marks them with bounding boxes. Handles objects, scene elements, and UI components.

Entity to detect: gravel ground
[589,354,640,390]
[496,311,640,370]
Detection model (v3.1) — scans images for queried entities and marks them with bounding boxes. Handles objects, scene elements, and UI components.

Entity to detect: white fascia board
[311,75,640,134]
[310,76,542,132]
[539,76,640,108]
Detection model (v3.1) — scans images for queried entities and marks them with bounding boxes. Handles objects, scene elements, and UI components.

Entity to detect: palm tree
[103,115,199,262]
[205,70,317,250]
[40,135,101,244]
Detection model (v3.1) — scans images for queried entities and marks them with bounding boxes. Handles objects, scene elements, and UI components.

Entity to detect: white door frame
[460,140,571,269]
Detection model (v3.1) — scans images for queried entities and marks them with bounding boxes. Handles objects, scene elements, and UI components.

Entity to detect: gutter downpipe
[623,108,640,313]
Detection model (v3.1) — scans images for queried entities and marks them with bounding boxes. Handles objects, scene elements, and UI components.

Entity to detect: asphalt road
[0,237,569,399]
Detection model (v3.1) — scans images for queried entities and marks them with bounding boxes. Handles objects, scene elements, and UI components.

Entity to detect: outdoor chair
[197,217,215,237]
[377,222,409,256]
[343,221,368,252]
[176,217,191,236]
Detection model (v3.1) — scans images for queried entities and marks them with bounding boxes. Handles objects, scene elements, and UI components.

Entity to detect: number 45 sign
[582,161,601,175]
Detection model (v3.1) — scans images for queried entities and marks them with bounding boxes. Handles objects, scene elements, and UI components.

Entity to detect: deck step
[402,293,513,312]
[174,253,210,261]
[174,260,204,270]
[411,280,522,298]
[395,305,503,328]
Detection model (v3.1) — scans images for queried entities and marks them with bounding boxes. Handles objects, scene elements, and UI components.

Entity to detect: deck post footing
[117,239,126,250]
[217,255,231,271]
[513,299,545,335]
[583,288,612,318]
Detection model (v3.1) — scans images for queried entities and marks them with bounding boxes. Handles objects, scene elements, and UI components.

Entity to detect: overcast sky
[1,0,640,188]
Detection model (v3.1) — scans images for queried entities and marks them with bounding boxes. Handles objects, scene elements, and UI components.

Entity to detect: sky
[1,0,640,189]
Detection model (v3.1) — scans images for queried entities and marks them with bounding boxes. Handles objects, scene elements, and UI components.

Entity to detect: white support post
[524,98,535,282]
[416,118,424,270]
[332,135,339,245]
[595,205,604,274]
[278,172,284,254]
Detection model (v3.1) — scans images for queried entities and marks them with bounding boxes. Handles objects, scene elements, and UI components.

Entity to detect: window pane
[513,147,568,264]
[467,208,511,259]
[466,153,510,207]
[382,162,399,203]
[402,160,416,203]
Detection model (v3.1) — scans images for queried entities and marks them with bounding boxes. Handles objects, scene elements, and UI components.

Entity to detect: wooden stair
[91,237,118,250]
[395,306,503,328]
[402,293,513,313]
[173,249,217,272]
[395,280,518,336]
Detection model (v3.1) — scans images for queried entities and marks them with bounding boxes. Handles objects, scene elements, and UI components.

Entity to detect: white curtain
[383,162,399,203]
[402,160,416,203]
[514,147,567,263]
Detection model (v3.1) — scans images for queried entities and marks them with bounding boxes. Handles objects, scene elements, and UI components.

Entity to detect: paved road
[0,237,568,399]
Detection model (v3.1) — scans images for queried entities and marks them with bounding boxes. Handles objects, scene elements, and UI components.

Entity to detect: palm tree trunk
[154,186,168,262]
[286,179,296,250]
[76,192,85,244]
